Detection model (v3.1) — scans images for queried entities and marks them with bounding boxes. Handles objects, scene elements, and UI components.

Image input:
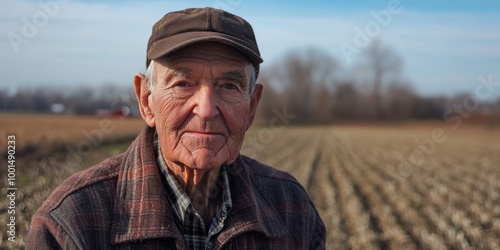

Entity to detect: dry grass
[0,114,145,248]
[0,114,146,156]
[1,115,499,249]
[247,124,500,249]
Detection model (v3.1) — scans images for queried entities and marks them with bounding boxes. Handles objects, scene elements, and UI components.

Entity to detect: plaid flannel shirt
[27,126,326,249]
[155,134,233,250]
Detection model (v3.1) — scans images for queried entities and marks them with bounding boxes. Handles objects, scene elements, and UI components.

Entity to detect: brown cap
[146,7,263,69]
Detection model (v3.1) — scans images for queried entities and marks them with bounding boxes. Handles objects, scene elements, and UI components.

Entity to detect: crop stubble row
[251,125,500,250]
[0,115,145,249]
[1,122,499,249]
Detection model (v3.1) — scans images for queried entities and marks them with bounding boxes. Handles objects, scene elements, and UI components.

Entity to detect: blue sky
[1,0,500,98]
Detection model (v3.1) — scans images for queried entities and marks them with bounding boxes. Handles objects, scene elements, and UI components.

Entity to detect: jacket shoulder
[241,155,303,186]
[28,153,124,249]
[240,155,312,202]
[239,155,326,249]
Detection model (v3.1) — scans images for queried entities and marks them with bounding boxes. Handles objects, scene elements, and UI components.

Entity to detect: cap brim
[148,31,263,66]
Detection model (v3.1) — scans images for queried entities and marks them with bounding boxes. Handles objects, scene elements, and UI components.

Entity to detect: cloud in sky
[1,0,499,98]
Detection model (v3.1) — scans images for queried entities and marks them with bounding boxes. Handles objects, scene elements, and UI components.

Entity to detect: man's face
[144,43,261,170]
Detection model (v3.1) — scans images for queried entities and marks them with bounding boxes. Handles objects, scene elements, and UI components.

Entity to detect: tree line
[256,41,500,123]
[0,84,138,116]
[1,40,499,124]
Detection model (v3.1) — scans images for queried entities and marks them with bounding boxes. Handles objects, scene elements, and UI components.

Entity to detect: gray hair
[145,60,257,95]
[145,60,156,93]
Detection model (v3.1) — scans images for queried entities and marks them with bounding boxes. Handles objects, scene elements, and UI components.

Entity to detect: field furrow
[3,116,500,249]
[307,134,347,248]
[329,131,421,250]
[326,132,379,250]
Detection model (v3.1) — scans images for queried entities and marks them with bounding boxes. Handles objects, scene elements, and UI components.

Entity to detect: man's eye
[222,83,237,90]
[175,81,190,87]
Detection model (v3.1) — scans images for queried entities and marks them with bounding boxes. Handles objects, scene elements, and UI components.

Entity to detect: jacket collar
[216,156,287,247]
[110,127,184,247]
[110,127,286,247]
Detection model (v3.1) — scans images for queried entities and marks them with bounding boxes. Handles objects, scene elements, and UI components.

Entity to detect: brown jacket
[27,127,326,249]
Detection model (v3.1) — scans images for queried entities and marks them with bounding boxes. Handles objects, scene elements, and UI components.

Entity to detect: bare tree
[383,81,416,120]
[314,85,333,122]
[262,48,339,123]
[332,82,359,121]
[355,39,403,119]
[255,72,284,123]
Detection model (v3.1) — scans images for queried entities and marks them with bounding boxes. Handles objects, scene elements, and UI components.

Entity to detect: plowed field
[246,125,500,249]
[1,118,499,249]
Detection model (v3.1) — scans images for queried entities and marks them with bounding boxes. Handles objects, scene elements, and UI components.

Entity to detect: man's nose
[192,84,220,120]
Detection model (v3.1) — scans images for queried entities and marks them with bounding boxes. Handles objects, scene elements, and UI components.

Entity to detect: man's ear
[247,83,263,130]
[134,73,155,127]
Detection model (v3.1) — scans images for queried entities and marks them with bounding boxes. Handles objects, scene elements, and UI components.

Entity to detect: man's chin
[188,150,228,170]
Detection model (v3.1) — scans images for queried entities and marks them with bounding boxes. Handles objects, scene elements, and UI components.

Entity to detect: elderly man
[28,7,325,249]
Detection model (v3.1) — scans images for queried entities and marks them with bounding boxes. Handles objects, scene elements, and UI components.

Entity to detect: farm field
[1,114,146,248]
[248,125,500,249]
[1,115,500,249]
[0,114,146,155]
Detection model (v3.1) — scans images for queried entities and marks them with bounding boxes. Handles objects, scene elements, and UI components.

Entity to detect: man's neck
[166,160,222,226]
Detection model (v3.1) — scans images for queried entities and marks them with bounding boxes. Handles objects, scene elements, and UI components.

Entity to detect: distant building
[96,106,131,117]
[50,103,65,114]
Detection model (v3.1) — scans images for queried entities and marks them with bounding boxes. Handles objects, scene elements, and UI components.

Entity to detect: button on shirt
[155,135,232,250]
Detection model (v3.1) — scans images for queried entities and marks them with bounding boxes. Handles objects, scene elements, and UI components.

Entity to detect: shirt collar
[110,126,284,246]
[154,132,233,227]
